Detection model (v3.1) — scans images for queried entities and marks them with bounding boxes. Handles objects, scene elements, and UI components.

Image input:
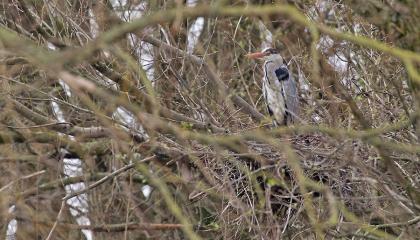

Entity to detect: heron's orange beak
[245,52,266,59]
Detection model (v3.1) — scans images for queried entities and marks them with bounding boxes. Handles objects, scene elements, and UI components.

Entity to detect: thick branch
[11,99,109,138]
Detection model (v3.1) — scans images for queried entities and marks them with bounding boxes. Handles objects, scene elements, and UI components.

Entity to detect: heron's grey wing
[273,65,299,123]
[281,67,299,123]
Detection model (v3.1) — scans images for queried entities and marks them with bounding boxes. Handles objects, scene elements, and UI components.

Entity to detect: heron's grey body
[262,52,299,125]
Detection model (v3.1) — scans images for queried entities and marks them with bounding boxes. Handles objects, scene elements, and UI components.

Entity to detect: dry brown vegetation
[0,0,419,239]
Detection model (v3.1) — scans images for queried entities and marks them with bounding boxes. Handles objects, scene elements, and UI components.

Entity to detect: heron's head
[245,47,284,63]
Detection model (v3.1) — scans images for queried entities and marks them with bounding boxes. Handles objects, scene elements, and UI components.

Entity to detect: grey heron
[246,48,299,126]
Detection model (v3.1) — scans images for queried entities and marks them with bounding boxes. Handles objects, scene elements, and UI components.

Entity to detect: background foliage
[0,0,419,239]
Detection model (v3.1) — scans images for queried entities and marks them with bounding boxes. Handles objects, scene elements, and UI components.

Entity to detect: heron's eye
[262,48,279,56]
[264,48,278,55]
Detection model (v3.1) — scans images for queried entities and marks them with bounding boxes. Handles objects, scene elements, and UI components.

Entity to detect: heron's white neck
[265,54,284,65]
